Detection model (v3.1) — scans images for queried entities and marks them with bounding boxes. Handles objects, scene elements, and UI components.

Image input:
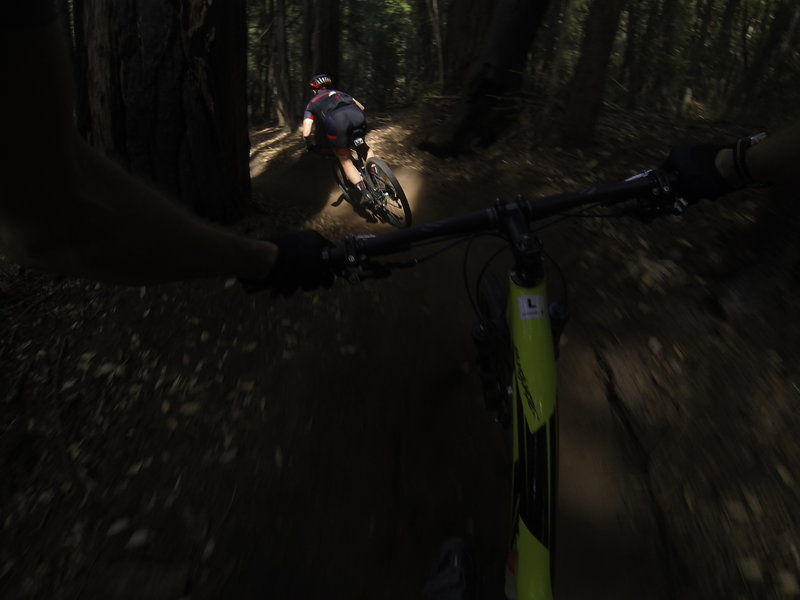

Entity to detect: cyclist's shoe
[422,538,479,600]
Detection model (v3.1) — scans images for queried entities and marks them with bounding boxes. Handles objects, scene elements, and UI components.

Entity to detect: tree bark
[650,0,680,109]
[709,0,742,103]
[628,0,661,108]
[249,0,273,124]
[425,0,445,91]
[421,0,552,157]
[270,0,298,129]
[688,0,716,71]
[441,0,495,94]
[561,0,626,142]
[304,0,340,83]
[736,0,795,108]
[72,0,251,222]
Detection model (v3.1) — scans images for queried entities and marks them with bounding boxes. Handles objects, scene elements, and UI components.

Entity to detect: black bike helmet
[309,74,332,89]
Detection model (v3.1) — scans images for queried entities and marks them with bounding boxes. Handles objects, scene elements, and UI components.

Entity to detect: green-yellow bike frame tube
[508,275,558,600]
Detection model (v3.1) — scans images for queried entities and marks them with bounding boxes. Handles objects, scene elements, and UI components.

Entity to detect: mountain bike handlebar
[322,169,682,273]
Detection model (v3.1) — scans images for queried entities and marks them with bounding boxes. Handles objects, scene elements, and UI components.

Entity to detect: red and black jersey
[303,89,358,122]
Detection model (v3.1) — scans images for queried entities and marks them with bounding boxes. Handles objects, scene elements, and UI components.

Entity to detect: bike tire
[365,157,412,228]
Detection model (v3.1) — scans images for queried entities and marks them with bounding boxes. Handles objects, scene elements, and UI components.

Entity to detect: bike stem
[500,197,545,288]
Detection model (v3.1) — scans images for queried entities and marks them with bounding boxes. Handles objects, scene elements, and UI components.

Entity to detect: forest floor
[2,104,800,600]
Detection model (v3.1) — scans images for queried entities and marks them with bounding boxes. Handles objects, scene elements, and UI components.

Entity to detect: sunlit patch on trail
[249,127,304,178]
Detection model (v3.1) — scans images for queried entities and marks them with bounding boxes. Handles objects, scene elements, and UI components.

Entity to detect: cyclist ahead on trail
[302,74,375,204]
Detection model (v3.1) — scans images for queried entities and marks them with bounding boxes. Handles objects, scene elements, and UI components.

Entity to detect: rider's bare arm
[302,118,314,138]
[0,19,277,285]
[715,120,800,188]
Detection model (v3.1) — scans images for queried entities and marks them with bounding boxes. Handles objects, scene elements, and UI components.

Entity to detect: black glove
[240,230,334,295]
[662,142,736,202]
[303,136,316,152]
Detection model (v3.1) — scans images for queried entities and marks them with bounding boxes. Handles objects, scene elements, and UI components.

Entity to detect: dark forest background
[64,0,800,220]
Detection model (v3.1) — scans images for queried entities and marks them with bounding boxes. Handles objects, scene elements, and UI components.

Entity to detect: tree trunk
[441,0,495,94]
[271,0,297,129]
[688,0,716,70]
[561,0,626,142]
[709,0,742,103]
[304,0,340,83]
[70,0,91,139]
[411,0,436,87]
[425,0,445,91]
[421,0,552,157]
[736,0,795,109]
[619,0,639,97]
[650,0,680,110]
[72,0,251,222]
[249,0,273,124]
[542,0,574,96]
[626,0,659,108]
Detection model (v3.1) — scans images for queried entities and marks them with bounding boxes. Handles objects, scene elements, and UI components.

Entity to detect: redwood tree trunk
[270,0,297,130]
[304,0,340,83]
[441,0,495,94]
[73,0,251,223]
[626,0,659,108]
[421,0,552,157]
[561,0,626,142]
[736,0,795,108]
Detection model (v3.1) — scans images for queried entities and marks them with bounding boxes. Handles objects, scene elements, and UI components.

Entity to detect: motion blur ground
[2,109,799,599]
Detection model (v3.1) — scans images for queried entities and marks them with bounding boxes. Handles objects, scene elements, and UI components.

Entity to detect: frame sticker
[518,295,546,320]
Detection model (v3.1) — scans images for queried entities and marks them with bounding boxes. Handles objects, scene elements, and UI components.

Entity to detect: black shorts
[322,106,367,154]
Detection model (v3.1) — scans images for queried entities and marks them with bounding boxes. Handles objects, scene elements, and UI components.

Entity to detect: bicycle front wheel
[365,157,412,228]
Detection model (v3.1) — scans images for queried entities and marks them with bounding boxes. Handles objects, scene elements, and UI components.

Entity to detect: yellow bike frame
[507,275,558,600]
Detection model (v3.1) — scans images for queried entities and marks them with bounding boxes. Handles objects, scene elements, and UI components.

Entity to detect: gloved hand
[240,230,334,295]
[303,136,316,152]
[662,142,737,202]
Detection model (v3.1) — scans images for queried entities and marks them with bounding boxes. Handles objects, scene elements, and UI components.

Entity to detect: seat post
[353,136,369,162]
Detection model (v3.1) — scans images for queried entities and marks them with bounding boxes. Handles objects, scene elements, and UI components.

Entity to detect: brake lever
[626,169,688,221]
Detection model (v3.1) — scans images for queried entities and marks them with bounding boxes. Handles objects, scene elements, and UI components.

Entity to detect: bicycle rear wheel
[365,157,412,228]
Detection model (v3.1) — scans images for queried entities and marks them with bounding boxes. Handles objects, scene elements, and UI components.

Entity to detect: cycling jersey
[303,89,366,155]
[303,89,357,121]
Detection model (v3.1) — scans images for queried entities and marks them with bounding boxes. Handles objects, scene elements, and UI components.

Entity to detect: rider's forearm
[2,137,277,284]
[715,120,800,187]
[746,120,800,185]
[302,118,313,137]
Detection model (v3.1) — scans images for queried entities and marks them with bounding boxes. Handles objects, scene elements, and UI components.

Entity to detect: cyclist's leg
[325,113,361,186]
[334,150,359,185]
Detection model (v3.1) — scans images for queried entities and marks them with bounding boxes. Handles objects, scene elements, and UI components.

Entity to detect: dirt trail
[2,113,799,600]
